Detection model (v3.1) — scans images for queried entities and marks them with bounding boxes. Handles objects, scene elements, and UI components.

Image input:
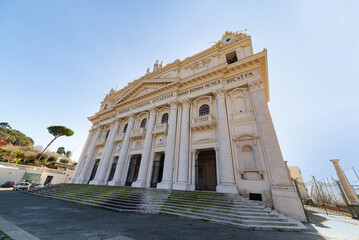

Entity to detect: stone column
[173,99,190,190]
[89,120,121,185]
[157,101,178,189]
[248,79,306,221]
[214,147,221,185]
[330,159,359,217]
[213,89,237,194]
[70,128,94,183]
[108,115,135,186]
[190,150,199,190]
[75,126,104,184]
[133,108,157,187]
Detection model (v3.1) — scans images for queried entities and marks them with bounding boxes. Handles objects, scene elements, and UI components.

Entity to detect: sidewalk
[0,190,357,240]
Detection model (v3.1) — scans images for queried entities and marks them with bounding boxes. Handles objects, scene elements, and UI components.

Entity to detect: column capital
[149,107,157,116]
[213,89,226,99]
[191,150,199,156]
[95,125,105,131]
[180,99,191,108]
[169,100,179,109]
[248,79,264,90]
[330,159,340,164]
[128,113,135,122]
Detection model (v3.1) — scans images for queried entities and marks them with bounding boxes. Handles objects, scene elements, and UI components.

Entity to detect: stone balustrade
[95,137,106,146]
[114,133,125,142]
[130,128,147,139]
[191,114,216,131]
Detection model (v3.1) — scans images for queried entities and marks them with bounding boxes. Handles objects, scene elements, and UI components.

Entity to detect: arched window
[161,113,169,124]
[140,118,147,128]
[199,104,210,116]
[103,104,108,110]
[105,130,110,139]
[123,123,128,133]
[242,145,256,169]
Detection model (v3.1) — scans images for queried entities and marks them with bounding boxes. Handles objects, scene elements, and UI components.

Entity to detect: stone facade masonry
[70,31,307,221]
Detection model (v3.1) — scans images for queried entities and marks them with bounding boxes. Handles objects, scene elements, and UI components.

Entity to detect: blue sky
[1,0,358,182]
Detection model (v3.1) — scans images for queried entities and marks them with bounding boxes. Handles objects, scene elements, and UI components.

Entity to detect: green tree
[0,122,12,129]
[65,151,72,158]
[59,158,70,165]
[35,126,74,164]
[57,147,66,155]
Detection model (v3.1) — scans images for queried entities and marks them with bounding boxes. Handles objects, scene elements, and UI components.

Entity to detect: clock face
[158,137,164,144]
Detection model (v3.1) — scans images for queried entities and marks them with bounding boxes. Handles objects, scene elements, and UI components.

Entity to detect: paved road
[0,190,344,240]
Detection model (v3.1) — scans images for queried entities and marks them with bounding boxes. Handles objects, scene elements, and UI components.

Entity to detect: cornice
[98,34,252,105]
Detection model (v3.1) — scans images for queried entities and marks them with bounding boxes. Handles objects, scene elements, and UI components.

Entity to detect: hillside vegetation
[0,126,34,146]
[0,123,74,169]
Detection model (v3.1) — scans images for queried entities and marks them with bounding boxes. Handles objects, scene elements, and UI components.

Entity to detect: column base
[156,181,173,190]
[271,184,307,222]
[107,180,122,186]
[216,184,238,194]
[132,181,147,188]
[88,179,106,185]
[74,178,86,184]
[172,182,190,191]
[189,184,196,191]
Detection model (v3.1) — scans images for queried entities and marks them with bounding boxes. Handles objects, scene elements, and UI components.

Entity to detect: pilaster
[173,99,191,190]
[248,79,306,221]
[213,89,237,194]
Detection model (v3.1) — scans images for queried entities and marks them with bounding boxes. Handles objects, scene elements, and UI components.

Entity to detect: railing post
[336,180,357,219]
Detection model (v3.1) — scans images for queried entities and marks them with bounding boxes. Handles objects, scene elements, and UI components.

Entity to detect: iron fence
[294,177,357,218]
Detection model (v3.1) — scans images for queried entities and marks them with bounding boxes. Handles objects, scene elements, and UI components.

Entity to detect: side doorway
[125,155,141,186]
[150,153,164,188]
[88,159,100,183]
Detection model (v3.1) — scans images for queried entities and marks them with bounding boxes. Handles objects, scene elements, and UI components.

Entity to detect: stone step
[30,191,270,214]
[25,184,307,231]
[29,192,294,228]
[33,188,263,209]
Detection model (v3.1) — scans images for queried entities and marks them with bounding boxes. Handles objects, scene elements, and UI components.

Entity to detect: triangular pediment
[116,77,179,105]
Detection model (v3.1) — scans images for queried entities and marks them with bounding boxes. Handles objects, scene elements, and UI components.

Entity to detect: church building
[70,31,306,221]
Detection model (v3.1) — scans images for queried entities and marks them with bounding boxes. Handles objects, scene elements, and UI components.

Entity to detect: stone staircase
[25,184,306,231]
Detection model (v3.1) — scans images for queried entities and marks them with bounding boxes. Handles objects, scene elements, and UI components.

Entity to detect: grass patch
[0,230,13,240]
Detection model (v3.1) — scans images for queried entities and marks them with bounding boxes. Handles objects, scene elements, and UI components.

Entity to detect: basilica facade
[70,31,306,221]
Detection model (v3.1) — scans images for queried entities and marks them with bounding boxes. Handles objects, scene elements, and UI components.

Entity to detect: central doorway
[125,155,141,186]
[196,149,217,191]
[150,153,164,188]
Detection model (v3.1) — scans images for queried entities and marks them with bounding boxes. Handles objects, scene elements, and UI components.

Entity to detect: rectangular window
[226,51,238,64]
[249,193,262,201]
